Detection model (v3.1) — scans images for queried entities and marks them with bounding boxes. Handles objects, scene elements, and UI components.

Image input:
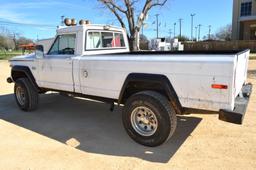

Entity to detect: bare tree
[98,0,168,51]
[215,24,232,41]
[0,27,33,51]
[0,27,15,50]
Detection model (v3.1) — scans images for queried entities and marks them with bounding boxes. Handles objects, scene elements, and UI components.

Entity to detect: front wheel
[122,91,177,147]
[14,78,39,111]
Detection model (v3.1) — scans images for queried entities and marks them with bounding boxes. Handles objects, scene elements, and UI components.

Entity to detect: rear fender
[118,73,183,114]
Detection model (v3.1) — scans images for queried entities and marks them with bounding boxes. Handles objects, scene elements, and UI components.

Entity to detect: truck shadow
[248,70,256,79]
[0,93,202,163]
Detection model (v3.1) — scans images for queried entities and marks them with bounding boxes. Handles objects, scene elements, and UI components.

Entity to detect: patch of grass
[0,51,23,60]
[250,53,256,60]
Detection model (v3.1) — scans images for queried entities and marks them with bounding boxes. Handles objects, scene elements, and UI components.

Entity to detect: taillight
[211,84,228,89]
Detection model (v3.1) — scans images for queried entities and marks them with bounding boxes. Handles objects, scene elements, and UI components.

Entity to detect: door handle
[66,58,72,64]
[83,70,88,78]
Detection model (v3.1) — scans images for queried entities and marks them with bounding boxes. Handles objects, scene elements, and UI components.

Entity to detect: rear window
[86,31,125,50]
[114,33,125,47]
[102,32,114,48]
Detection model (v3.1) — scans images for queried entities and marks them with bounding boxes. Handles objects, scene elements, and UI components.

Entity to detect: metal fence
[184,40,256,52]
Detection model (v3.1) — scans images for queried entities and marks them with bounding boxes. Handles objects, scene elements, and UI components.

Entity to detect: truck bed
[80,49,250,112]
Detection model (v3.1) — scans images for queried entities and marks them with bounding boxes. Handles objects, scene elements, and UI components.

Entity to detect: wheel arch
[11,66,39,90]
[118,73,183,114]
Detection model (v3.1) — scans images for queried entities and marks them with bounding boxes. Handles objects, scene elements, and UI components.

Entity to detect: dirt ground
[0,60,255,170]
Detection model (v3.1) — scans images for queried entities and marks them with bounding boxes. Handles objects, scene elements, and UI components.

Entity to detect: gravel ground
[0,60,255,170]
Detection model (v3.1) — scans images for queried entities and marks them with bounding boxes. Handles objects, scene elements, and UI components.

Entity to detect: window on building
[240,2,252,17]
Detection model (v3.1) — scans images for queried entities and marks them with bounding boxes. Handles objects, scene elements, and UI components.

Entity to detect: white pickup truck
[7,19,252,146]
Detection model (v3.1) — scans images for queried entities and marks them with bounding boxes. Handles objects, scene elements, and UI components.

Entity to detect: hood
[9,53,36,61]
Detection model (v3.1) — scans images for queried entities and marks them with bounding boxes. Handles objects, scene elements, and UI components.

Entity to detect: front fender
[11,66,39,90]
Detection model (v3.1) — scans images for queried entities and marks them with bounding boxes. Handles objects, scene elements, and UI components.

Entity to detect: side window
[48,34,76,55]
[114,33,125,47]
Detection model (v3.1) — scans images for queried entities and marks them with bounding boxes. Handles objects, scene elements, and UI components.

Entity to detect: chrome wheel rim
[130,106,158,136]
[16,86,26,105]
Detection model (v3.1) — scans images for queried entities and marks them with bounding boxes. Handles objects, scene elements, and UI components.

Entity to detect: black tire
[14,78,39,111]
[122,91,177,147]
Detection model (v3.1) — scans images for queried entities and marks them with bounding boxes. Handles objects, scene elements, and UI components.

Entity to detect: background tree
[177,35,190,42]
[98,0,168,51]
[17,36,34,46]
[215,24,232,41]
[12,32,21,50]
[0,27,33,51]
[140,34,149,50]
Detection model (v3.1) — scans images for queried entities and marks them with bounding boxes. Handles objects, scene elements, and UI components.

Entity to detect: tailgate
[234,49,250,97]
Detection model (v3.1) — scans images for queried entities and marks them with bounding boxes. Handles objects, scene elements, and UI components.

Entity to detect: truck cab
[30,24,129,93]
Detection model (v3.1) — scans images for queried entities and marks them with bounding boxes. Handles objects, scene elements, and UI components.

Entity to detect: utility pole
[61,15,65,26]
[178,18,183,38]
[208,25,212,40]
[169,29,172,39]
[195,26,198,41]
[173,22,176,38]
[155,14,159,38]
[190,14,196,41]
[198,24,202,41]
[13,33,17,50]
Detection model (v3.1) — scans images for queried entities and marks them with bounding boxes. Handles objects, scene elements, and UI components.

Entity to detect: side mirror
[35,45,44,58]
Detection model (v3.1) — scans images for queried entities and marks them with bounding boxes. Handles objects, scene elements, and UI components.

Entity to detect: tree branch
[124,0,135,34]
[100,1,126,28]
[150,0,168,9]
[98,0,169,51]
[100,0,127,13]
[136,0,168,32]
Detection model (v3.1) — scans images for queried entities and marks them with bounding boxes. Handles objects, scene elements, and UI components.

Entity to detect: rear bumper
[219,83,252,124]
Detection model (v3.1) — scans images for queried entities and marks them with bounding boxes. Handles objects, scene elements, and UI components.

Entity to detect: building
[232,0,256,40]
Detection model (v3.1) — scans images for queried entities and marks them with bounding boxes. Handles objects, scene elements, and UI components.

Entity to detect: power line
[0,19,56,28]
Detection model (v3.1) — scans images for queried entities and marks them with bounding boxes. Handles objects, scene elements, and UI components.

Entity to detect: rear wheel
[14,78,39,111]
[122,91,177,147]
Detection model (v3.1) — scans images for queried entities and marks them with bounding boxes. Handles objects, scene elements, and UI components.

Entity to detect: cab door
[79,31,127,99]
[37,34,76,92]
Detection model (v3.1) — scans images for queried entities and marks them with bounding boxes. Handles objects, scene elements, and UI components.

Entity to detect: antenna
[61,15,65,26]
